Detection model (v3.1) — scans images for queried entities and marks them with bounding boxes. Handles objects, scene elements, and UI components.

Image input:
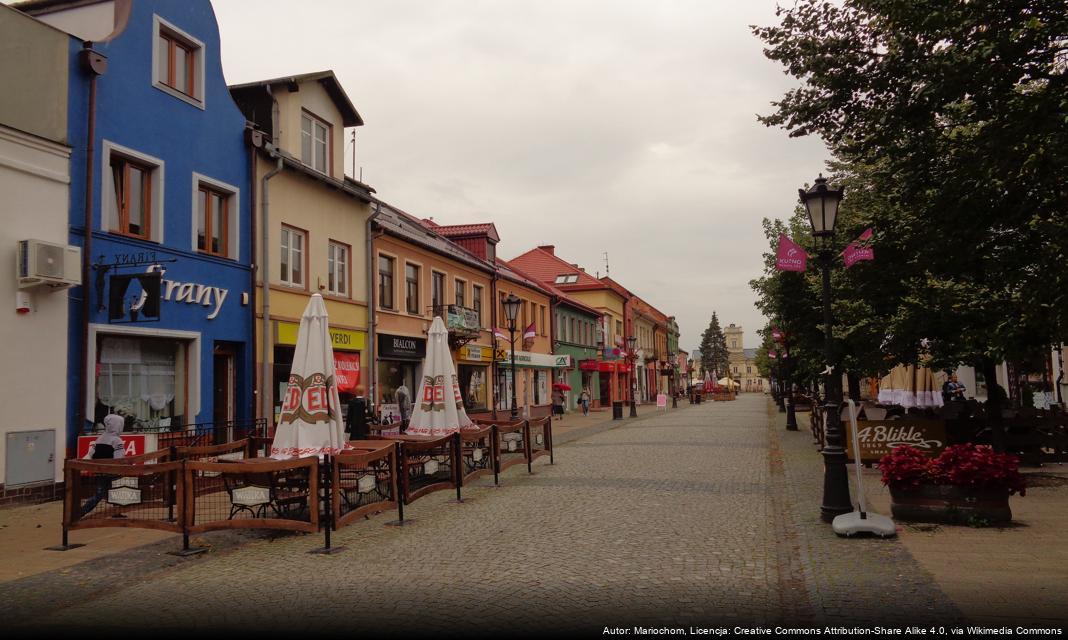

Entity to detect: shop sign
[495,350,570,368]
[77,434,147,459]
[579,359,601,372]
[334,352,361,393]
[461,345,493,362]
[844,419,948,463]
[278,322,365,351]
[378,334,426,360]
[130,265,229,320]
[107,486,142,506]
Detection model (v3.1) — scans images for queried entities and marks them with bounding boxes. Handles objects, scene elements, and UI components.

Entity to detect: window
[96,336,185,429]
[280,227,305,287]
[616,320,623,337]
[301,112,330,175]
[378,255,395,310]
[152,17,204,107]
[554,274,579,284]
[455,279,465,307]
[570,318,576,344]
[540,305,547,336]
[432,272,445,311]
[197,185,229,257]
[328,241,349,297]
[472,285,483,326]
[110,156,153,239]
[158,31,195,97]
[405,263,420,314]
[530,302,537,332]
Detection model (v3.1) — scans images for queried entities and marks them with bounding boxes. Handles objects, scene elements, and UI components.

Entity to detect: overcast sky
[116,1,833,350]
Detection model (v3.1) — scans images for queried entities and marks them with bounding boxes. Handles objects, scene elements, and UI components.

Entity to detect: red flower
[879,443,1026,496]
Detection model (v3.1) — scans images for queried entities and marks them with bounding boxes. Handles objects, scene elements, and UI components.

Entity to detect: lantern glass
[502,293,522,328]
[799,175,843,237]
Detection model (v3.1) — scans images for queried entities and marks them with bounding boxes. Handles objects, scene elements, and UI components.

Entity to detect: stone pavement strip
[2,396,976,635]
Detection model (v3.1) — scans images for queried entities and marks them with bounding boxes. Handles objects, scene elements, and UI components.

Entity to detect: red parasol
[552,382,572,391]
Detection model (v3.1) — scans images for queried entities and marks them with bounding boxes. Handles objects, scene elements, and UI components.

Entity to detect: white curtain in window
[97,337,177,421]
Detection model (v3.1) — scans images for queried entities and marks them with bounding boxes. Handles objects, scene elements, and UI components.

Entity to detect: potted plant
[880,443,1026,524]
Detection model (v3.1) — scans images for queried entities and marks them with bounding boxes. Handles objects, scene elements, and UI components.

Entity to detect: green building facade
[553,300,603,412]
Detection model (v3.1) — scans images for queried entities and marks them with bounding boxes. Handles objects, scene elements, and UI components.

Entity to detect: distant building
[725,323,766,392]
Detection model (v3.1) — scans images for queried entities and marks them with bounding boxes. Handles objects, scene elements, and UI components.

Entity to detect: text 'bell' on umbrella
[405,316,474,437]
[271,294,346,458]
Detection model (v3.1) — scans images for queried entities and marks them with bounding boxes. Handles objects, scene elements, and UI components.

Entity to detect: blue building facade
[56,0,252,451]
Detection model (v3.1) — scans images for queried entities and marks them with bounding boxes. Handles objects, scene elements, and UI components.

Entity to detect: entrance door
[213,345,236,444]
[599,373,610,406]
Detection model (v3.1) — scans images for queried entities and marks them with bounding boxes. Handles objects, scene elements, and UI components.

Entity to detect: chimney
[538,245,555,255]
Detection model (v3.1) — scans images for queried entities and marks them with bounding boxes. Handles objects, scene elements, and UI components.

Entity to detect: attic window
[554,274,579,284]
[152,16,205,109]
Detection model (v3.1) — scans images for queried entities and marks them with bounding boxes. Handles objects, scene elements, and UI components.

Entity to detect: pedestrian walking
[579,387,591,416]
[395,382,411,432]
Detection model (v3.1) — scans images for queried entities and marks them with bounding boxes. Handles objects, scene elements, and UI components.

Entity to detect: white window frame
[151,15,205,109]
[86,323,201,422]
[102,140,165,243]
[301,111,330,175]
[327,240,349,297]
[190,172,239,260]
[431,270,446,312]
[280,226,306,288]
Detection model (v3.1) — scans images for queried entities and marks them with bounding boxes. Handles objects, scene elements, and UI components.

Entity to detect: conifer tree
[699,313,729,379]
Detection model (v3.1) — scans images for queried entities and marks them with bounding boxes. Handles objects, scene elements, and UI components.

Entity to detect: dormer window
[554,274,580,284]
[152,16,205,108]
[301,111,330,175]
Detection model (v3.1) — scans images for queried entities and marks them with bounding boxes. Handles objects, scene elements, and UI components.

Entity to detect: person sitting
[942,374,966,403]
[81,414,126,516]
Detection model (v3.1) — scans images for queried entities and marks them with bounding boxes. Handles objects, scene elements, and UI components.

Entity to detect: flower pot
[889,485,1011,524]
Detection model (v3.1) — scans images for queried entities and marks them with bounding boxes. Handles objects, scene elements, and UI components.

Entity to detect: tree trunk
[981,357,1006,452]
[847,372,861,402]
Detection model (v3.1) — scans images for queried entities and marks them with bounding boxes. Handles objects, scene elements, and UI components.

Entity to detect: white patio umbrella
[270,294,345,458]
[405,316,474,437]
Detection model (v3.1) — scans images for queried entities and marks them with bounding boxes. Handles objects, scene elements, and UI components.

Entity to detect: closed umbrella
[405,316,474,437]
[877,364,945,409]
[270,294,345,458]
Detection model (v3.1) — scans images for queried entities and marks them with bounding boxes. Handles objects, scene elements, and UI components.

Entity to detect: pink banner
[843,228,874,268]
[775,235,807,272]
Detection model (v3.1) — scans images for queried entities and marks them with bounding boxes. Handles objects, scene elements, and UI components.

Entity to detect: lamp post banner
[843,227,875,268]
[775,234,807,272]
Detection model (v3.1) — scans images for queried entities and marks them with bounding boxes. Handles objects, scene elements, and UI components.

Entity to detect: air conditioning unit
[17,240,81,290]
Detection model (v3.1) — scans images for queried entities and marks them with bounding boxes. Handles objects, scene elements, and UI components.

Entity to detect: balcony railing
[432,304,482,338]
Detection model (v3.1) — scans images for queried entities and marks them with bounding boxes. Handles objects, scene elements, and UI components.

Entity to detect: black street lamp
[799,174,852,523]
[502,293,523,421]
[627,335,638,418]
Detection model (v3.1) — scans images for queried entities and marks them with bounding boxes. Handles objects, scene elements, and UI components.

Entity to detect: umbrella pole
[310,455,345,554]
[386,442,410,526]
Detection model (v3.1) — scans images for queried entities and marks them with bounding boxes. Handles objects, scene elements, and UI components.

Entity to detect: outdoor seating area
[57,417,553,554]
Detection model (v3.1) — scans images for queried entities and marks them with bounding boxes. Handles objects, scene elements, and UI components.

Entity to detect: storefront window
[458,364,488,411]
[534,370,548,405]
[496,368,513,412]
[378,360,418,421]
[96,336,184,429]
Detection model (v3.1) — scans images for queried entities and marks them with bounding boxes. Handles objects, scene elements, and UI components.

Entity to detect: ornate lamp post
[783,349,798,431]
[669,351,678,408]
[502,293,523,421]
[799,174,852,522]
[627,335,638,418]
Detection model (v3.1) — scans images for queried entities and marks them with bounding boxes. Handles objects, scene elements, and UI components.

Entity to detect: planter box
[889,485,1012,524]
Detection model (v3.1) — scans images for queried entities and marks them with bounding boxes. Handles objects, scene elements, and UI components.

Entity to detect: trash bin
[612,401,624,420]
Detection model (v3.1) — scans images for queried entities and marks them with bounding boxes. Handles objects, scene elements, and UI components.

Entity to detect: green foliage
[751,0,1068,380]
[699,312,729,378]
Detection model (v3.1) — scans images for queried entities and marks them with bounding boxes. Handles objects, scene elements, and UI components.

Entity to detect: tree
[753,0,1068,421]
[699,313,729,379]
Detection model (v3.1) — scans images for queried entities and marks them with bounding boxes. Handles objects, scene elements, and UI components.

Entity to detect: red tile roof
[509,246,605,290]
[419,220,500,243]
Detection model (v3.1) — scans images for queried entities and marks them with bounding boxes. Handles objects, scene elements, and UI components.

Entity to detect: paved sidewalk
[5,396,1046,634]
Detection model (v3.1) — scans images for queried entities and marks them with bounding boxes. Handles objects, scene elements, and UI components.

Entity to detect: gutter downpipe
[491,266,499,420]
[76,43,105,452]
[366,202,381,412]
[247,127,257,423]
[260,149,283,426]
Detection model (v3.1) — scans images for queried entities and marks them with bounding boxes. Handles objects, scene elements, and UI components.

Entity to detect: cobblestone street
[6,396,965,634]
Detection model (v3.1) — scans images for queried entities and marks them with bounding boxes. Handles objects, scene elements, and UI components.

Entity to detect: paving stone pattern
[6,396,961,634]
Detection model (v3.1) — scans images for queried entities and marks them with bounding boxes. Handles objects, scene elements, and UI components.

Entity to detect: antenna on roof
[350,130,356,181]
[603,252,610,277]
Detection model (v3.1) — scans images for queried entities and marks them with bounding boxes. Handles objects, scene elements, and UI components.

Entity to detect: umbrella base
[832,510,896,538]
[385,519,414,527]
[45,543,86,551]
[309,545,347,555]
[167,546,209,557]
